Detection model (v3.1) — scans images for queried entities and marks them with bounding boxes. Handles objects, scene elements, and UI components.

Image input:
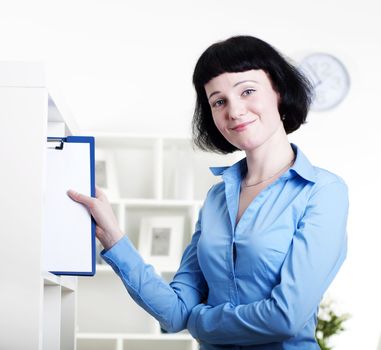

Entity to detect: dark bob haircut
[192,35,313,154]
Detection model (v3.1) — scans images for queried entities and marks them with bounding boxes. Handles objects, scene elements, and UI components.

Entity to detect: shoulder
[308,166,349,206]
[292,143,347,192]
[200,181,227,212]
[312,166,348,191]
[204,181,225,201]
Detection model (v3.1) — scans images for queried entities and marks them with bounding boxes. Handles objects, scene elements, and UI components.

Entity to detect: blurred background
[1,0,380,349]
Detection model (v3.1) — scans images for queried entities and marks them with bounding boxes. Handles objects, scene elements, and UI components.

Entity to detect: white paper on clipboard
[42,138,94,275]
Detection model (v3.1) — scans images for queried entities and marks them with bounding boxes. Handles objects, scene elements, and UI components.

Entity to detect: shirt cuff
[101,235,143,274]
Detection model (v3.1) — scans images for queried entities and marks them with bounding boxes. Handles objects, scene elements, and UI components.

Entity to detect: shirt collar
[209,143,316,184]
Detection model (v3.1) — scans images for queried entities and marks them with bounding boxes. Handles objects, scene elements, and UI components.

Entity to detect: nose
[228,98,246,120]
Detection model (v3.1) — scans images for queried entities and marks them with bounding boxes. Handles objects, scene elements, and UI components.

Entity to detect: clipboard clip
[47,138,65,150]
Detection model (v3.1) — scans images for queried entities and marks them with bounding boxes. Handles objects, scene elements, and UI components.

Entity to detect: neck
[244,128,295,184]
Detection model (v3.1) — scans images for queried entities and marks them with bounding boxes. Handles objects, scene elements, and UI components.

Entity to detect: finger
[67,189,94,206]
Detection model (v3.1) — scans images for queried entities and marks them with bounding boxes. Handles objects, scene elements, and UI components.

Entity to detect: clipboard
[43,136,96,276]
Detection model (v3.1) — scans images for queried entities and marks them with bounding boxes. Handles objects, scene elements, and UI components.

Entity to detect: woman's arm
[68,186,208,333]
[102,225,207,332]
[187,180,349,345]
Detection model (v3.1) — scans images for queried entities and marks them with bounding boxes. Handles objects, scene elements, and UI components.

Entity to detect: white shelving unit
[76,133,243,350]
[0,61,79,350]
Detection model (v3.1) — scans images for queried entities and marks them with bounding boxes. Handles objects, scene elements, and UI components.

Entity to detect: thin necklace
[243,157,295,188]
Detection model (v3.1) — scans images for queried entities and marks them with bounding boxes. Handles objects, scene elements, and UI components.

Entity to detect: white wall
[1,0,380,348]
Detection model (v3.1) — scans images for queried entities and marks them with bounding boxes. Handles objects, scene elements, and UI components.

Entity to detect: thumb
[67,189,93,207]
[95,185,106,199]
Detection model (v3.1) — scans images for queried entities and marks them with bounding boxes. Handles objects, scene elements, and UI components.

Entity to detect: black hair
[192,35,313,154]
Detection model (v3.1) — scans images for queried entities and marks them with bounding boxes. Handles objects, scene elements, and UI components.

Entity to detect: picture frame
[95,148,120,198]
[138,216,184,271]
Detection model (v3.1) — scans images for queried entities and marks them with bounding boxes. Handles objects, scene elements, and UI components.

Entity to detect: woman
[68,35,349,349]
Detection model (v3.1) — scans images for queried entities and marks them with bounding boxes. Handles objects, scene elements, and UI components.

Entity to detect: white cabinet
[76,133,243,350]
[0,61,79,350]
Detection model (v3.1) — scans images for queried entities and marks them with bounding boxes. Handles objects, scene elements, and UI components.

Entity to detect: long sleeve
[102,209,208,333]
[187,179,349,345]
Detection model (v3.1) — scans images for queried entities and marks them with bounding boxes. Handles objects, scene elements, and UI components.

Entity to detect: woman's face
[204,69,284,151]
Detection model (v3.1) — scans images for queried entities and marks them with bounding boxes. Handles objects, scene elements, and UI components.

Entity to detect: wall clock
[299,52,350,111]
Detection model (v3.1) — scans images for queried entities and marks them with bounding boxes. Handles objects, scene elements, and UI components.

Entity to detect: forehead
[204,69,272,93]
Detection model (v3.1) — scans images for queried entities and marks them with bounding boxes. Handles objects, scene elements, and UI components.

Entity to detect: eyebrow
[207,80,259,100]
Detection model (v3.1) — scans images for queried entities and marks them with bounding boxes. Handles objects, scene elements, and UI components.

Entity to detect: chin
[235,140,262,152]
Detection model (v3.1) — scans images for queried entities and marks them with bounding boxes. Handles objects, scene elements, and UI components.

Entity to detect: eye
[242,88,255,96]
[212,99,225,108]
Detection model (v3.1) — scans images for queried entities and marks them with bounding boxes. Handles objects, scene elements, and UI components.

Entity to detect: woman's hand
[67,186,124,250]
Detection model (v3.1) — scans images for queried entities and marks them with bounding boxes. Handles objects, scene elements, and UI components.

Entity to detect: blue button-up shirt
[102,143,349,349]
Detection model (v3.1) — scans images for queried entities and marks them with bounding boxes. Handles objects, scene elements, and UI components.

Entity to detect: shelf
[77,332,193,340]
[94,134,158,149]
[85,132,191,143]
[110,198,203,207]
[91,132,244,200]
[95,264,113,273]
[77,333,197,350]
[42,271,77,291]
[96,264,180,275]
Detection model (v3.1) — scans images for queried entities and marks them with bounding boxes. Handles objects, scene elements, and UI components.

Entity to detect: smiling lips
[231,120,256,131]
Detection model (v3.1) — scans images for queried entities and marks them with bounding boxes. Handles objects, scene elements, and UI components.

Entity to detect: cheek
[257,98,280,123]
[267,94,281,115]
[212,114,227,133]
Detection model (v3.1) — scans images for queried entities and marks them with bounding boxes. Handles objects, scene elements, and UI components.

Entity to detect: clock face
[299,53,350,111]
